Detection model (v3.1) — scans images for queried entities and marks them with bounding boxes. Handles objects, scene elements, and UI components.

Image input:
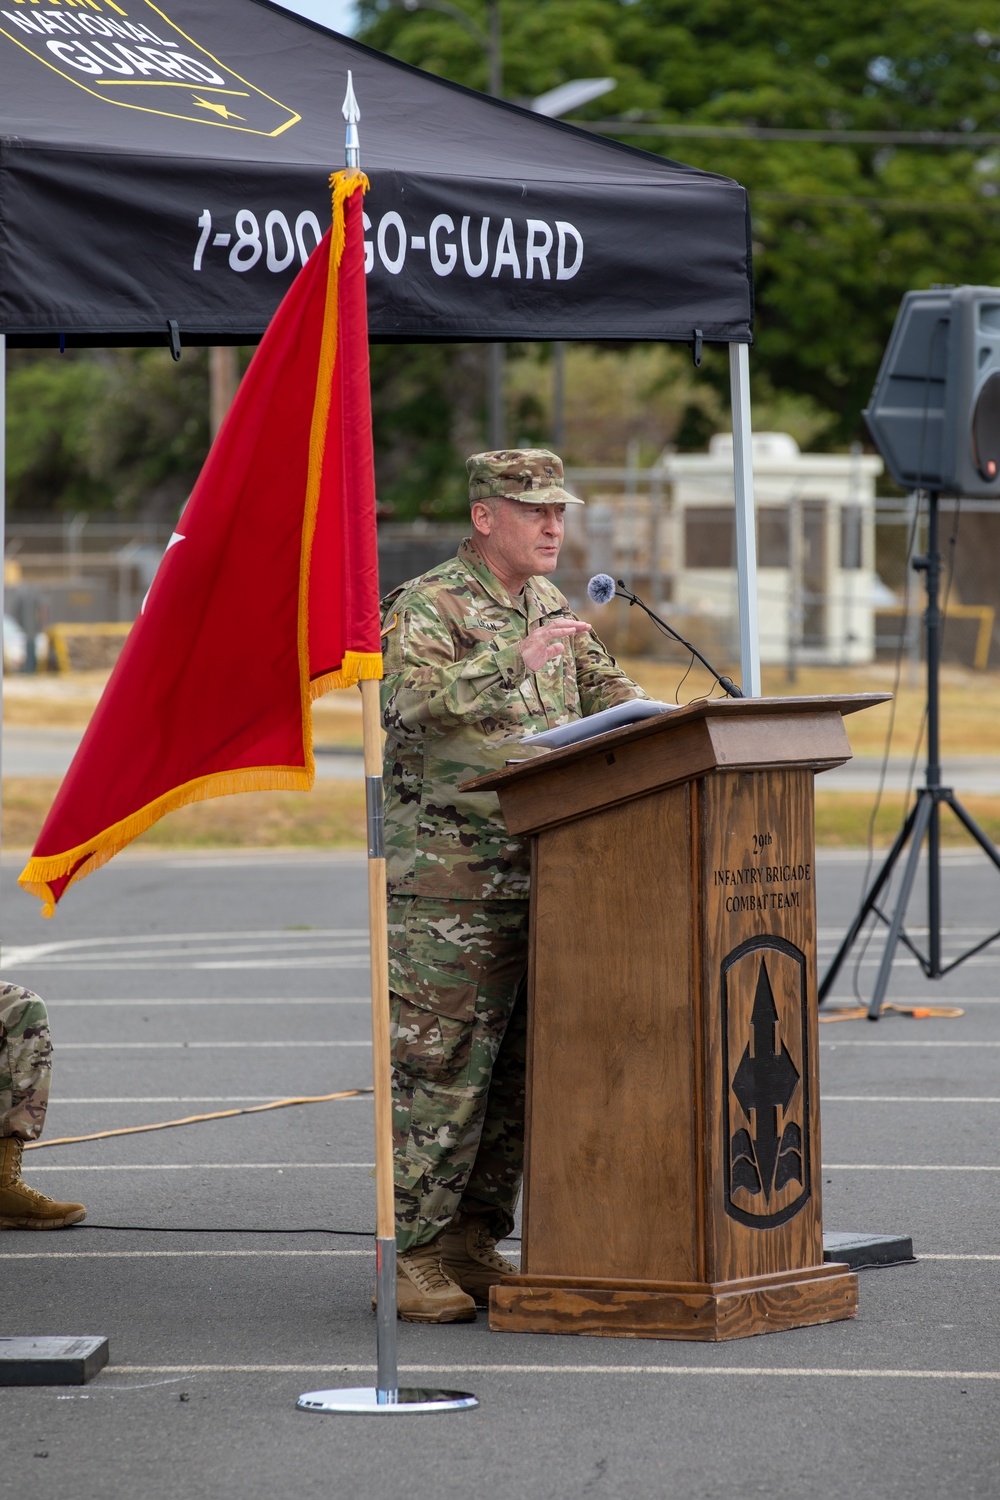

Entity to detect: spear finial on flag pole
[343,70,360,170]
[296,79,477,1420]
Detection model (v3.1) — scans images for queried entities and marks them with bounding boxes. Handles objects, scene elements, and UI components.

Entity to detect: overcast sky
[270,1,359,37]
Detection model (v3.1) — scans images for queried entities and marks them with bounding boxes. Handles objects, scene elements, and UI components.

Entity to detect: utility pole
[209,347,239,440]
[397,3,616,454]
[485,0,505,449]
[400,0,505,447]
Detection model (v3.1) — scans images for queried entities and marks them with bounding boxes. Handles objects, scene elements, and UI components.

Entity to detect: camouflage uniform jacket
[380,538,646,900]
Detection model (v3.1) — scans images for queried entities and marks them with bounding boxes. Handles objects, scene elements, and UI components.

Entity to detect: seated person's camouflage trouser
[387,895,529,1253]
[0,984,52,1143]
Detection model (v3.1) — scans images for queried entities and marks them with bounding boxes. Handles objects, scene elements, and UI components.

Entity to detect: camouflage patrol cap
[467,448,584,505]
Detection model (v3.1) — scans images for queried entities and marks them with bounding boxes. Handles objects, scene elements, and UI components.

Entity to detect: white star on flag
[141,532,186,615]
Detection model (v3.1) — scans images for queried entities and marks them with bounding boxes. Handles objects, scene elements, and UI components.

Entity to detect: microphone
[585,574,744,700]
[587,573,617,605]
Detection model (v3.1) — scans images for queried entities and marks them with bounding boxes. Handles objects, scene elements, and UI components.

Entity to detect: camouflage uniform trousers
[387,895,529,1253]
[0,983,52,1142]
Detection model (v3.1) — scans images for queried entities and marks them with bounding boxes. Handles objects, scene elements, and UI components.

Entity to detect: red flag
[19,170,381,916]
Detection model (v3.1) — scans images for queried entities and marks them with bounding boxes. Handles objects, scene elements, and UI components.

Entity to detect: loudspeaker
[863,285,1000,498]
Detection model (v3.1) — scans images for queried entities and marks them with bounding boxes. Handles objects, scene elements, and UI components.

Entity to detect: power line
[581,120,1000,147]
[754,192,1000,214]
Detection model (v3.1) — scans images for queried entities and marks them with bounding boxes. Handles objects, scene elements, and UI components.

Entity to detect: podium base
[489,1263,858,1342]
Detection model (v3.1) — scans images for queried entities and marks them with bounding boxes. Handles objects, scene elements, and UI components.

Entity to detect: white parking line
[3,1247,993,1262]
[822,1095,1000,1104]
[1,929,367,962]
[0,1250,370,1259]
[846,996,1000,1006]
[30,1161,993,1173]
[0,929,373,973]
[821,1040,1000,1048]
[49,998,368,1007]
[4,1250,994,1264]
[826,1163,1000,1172]
[920,1254,1000,1261]
[58,1041,371,1050]
[817,959,1000,972]
[109,1363,1000,1381]
[26,1162,374,1171]
[47,1097,373,1105]
[820,1000,1000,1009]
[9,959,371,972]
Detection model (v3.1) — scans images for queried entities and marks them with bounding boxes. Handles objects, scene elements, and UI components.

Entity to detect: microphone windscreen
[587,573,616,605]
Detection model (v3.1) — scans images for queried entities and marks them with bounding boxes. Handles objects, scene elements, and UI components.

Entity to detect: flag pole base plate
[297,1385,477,1414]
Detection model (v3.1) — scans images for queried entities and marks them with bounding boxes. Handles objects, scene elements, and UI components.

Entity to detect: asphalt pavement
[0,847,998,1500]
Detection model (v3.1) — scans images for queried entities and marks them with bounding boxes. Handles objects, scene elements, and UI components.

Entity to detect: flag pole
[361,672,399,1395]
[297,77,476,1418]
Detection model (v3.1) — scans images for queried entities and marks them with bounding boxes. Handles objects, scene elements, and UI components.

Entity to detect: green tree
[5,346,220,518]
[5,355,110,511]
[369,342,484,517]
[356,0,1000,447]
[85,347,212,515]
[12,3,1000,516]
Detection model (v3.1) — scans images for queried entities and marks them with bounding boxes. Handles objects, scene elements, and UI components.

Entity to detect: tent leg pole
[728,341,761,697]
[488,343,506,449]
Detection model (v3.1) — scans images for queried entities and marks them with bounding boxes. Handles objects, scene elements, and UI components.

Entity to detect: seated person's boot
[0,1138,87,1229]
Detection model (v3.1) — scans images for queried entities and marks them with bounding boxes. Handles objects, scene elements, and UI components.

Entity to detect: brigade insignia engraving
[721,935,811,1229]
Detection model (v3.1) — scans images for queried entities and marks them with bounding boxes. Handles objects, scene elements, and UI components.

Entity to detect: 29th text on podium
[465,694,887,1341]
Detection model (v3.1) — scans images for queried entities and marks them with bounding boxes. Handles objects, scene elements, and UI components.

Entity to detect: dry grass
[2,671,112,728]
[619,657,1000,759]
[2,672,366,744]
[814,792,1000,848]
[10,660,1000,759]
[8,777,998,855]
[6,660,1000,854]
[3,778,367,854]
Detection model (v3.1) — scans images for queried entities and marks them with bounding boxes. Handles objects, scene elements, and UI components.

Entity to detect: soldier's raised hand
[519,619,592,673]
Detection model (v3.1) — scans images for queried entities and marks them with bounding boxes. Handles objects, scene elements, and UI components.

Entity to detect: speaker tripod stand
[819,489,1000,1019]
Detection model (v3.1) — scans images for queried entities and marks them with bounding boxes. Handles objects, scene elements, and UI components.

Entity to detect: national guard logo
[720,935,811,1229]
[0,1,300,137]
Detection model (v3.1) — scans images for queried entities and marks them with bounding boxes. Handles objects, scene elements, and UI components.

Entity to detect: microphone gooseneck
[585,573,744,699]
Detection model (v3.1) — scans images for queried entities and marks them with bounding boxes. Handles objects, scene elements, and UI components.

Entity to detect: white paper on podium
[520,700,675,751]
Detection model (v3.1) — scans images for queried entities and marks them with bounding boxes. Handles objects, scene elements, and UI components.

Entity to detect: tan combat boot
[437,1215,519,1306]
[376,1240,477,1323]
[0,1138,87,1229]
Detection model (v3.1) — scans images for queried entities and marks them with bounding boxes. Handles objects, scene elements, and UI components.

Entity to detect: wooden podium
[467,694,887,1342]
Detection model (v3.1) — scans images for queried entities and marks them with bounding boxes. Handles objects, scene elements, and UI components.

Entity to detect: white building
[564,433,883,667]
[669,433,882,665]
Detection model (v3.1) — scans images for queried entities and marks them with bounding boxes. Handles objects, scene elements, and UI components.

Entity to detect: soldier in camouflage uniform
[379,449,646,1321]
[0,983,87,1228]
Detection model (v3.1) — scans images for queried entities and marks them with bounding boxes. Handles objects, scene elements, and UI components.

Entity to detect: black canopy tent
[0,0,760,686]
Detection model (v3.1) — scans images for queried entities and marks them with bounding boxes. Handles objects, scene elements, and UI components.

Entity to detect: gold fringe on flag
[298,168,380,762]
[19,764,314,917]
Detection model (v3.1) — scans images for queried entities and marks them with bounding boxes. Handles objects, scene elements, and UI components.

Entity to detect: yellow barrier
[876,603,995,670]
[48,621,132,674]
